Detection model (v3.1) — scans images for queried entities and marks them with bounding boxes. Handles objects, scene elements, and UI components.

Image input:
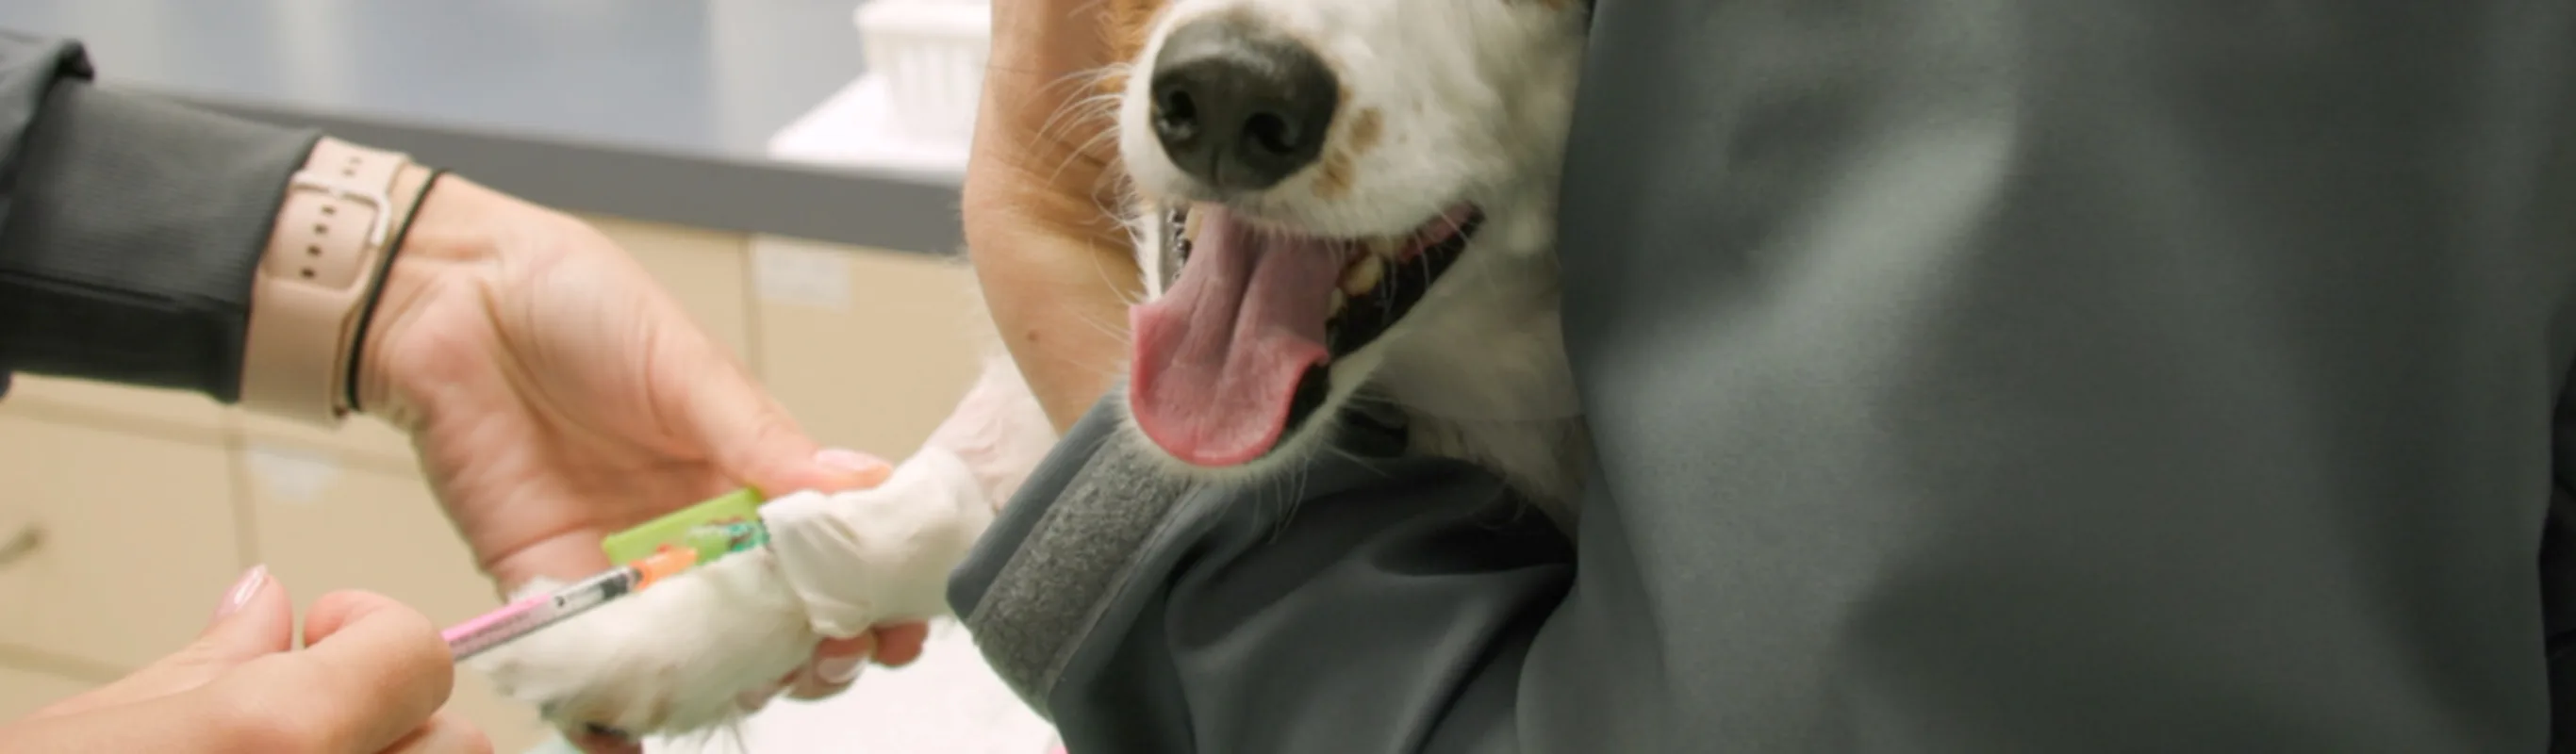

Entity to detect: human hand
[0,567,480,753]
[351,173,931,706]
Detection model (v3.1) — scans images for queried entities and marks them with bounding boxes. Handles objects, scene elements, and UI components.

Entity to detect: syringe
[444,520,768,661]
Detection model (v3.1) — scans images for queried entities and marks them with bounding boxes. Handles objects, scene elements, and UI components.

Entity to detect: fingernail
[815,654,865,685]
[816,448,891,478]
[213,565,269,621]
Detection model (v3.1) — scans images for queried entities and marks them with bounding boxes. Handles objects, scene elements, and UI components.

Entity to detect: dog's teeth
[1367,237,1402,257]
[1331,290,1348,315]
[1341,258,1385,296]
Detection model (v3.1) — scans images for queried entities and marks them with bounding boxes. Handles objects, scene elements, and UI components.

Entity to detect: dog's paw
[467,549,820,741]
[463,449,1000,742]
[761,447,999,633]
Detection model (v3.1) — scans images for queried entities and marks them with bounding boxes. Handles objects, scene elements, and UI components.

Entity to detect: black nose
[1148,17,1340,193]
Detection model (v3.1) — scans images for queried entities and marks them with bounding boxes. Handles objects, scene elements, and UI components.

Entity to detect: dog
[470,0,1593,742]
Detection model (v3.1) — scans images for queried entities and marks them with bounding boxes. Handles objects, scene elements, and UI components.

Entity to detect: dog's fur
[471,0,1592,741]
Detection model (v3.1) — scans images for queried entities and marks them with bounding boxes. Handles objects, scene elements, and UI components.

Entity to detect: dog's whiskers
[1046,104,1128,188]
[1008,63,1128,198]
[1070,308,1133,343]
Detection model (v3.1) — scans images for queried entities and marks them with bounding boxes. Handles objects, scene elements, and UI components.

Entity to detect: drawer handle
[0,522,39,567]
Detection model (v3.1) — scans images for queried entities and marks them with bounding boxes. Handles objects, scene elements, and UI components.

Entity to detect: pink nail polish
[816,448,890,476]
[213,565,269,621]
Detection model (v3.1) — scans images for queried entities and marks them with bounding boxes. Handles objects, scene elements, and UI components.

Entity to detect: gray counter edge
[133,85,967,256]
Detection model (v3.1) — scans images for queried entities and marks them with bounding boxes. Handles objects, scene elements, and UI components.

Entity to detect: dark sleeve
[0,29,322,401]
[1544,0,2576,750]
[961,0,2576,751]
[949,401,1576,754]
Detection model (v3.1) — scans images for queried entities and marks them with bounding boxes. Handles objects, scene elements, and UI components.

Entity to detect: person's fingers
[19,590,458,754]
[375,712,495,754]
[0,695,212,753]
[657,335,891,496]
[781,622,933,701]
[188,591,454,753]
[29,565,294,719]
[869,622,933,667]
[784,633,879,699]
[811,447,897,490]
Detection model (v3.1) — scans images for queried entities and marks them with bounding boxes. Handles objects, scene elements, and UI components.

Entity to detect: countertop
[0,0,965,254]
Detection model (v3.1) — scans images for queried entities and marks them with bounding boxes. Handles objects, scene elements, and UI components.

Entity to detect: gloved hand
[355,173,931,705]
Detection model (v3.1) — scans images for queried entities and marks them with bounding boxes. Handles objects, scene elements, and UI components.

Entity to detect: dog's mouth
[1130,202,1484,467]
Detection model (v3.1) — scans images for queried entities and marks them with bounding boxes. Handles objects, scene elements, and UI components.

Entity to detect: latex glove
[354,174,930,701]
[0,567,478,753]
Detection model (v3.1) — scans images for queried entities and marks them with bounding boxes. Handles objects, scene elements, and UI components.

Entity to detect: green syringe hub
[603,488,767,565]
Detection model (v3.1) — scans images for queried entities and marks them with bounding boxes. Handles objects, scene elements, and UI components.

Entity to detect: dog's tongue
[1131,205,1346,466]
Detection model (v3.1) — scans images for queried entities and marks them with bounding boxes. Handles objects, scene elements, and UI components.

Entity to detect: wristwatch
[236,138,432,426]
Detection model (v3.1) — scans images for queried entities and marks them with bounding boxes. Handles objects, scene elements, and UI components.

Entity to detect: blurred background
[0,1,1056,751]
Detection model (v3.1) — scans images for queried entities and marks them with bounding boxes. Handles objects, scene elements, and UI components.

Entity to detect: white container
[853,0,992,147]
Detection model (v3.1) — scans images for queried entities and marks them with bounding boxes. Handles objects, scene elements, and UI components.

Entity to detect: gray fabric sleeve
[949,401,1574,753]
[1543,0,2576,750]
[958,0,2576,751]
[0,29,321,401]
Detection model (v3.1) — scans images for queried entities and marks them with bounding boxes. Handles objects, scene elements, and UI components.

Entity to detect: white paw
[462,449,1000,743]
[467,549,820,741]
[761,448,999,633]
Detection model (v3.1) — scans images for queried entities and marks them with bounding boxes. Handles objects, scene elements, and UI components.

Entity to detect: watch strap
[237,138,420,425]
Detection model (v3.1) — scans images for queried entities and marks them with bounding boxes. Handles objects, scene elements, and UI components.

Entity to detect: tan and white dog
[471,0,1593,740]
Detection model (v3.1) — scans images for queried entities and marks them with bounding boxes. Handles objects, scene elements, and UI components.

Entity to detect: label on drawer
[752,241,854,311]
[246,443,342,506]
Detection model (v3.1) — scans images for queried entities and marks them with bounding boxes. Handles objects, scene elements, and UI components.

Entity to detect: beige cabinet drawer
[232,413,418,475]
[0,416,240,668]
[2,374,228,436]
[751,237,983,458]
[0,664,92,721]
[238,441,546,753]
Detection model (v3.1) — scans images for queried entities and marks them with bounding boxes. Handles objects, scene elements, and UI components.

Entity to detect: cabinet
[0,413,239,669]
[0,666,90,721]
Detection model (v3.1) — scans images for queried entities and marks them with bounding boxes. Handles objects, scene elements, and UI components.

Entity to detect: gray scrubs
[951,2,2576,750]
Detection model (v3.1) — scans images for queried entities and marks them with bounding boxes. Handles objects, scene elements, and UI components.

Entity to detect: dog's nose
[1148,17,1340,193]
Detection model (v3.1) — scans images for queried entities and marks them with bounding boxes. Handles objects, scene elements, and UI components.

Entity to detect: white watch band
[237,138,417,425]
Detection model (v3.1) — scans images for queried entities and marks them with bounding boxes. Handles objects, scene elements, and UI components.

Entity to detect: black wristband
[342,168,447,415]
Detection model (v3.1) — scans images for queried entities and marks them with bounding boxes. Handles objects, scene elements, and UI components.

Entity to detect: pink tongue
[1130,206,1347,466]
